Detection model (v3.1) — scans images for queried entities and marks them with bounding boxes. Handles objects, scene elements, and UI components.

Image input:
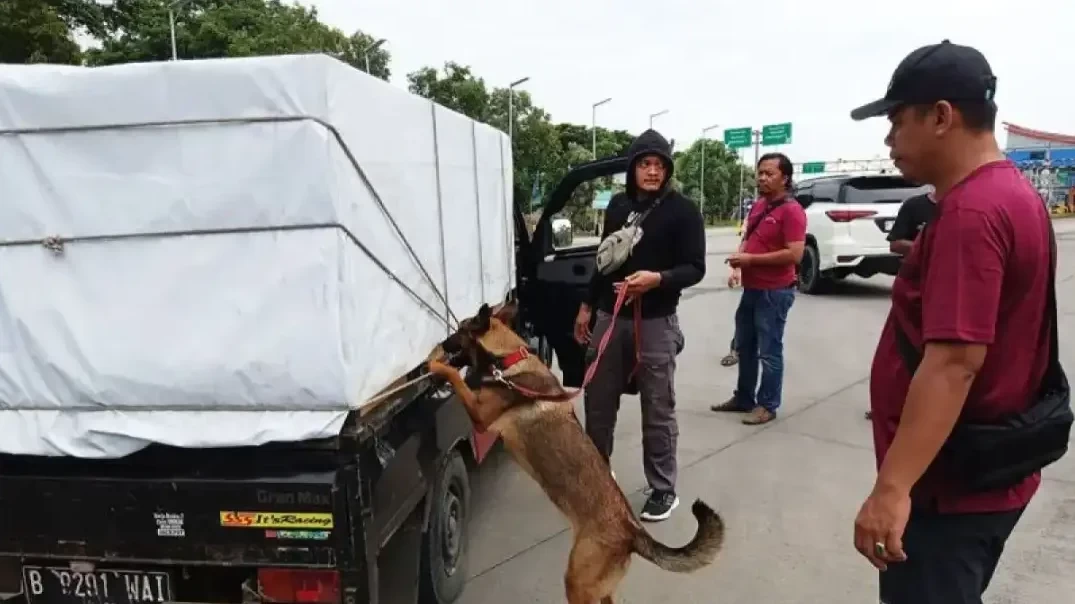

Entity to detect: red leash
[495,285,642,401]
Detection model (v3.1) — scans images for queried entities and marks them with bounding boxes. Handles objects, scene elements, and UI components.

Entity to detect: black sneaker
[640,490,679,522]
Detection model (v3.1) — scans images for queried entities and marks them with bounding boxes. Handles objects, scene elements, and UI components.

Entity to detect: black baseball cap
[850,40,997,121]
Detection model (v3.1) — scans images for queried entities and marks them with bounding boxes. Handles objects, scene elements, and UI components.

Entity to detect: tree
[335,31,390,80]
[554,123,635,160]
[673,138,750,222]
[86,0,391,80]
[406,62,491,121]
[1,0,105,64]
[404,64,569,219]
[486,87,565,215]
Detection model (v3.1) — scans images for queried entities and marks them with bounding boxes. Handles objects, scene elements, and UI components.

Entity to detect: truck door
[521,157,627,387]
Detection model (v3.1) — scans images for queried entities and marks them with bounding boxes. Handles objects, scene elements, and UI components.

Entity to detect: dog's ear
[492,300,519,326]
[476,303,493,330]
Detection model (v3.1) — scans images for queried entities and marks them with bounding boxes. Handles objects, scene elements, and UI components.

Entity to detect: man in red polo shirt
[710,152,805,425]
[849,40,1061,603]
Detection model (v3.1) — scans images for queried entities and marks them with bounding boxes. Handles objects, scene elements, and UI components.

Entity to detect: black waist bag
[895,219,1073,493]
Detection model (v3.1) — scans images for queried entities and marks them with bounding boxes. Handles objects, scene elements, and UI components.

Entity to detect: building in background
[1003,122,1075,210]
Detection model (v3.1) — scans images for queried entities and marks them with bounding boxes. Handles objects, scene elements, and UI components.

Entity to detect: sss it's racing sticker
[219,511,333,529]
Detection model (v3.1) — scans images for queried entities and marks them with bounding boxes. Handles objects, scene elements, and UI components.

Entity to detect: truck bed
[0,444,347,568]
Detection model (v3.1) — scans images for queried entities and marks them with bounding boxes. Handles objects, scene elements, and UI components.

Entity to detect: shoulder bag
[595,197,663,276]
[893,218,1072,492]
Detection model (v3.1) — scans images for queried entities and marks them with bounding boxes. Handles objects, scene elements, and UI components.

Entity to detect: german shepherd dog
[426,301,724,604]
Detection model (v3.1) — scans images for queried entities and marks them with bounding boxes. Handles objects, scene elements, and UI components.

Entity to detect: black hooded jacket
[585,129,706,319]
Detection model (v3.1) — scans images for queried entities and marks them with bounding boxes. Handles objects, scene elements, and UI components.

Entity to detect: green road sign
[723,127,753,149]
[762,122,792,146]
[802,161,825,174]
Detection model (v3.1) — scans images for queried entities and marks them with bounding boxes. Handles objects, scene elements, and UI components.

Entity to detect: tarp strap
[0,222,454,332]
[0,113,460,328]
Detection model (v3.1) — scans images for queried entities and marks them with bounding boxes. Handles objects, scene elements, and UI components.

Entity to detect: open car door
[519,156,628,387]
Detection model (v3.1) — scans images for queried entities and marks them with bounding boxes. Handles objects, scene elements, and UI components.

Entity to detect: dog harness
[486,285,642,402]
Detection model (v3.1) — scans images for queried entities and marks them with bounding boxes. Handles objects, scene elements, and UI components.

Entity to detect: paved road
[459,222,1075,603]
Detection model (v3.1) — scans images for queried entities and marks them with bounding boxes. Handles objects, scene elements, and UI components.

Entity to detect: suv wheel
[797,243,828,295]
[419,449,470,603]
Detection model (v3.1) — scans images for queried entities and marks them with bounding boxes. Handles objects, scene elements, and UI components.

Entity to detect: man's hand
[726,252,754,269]
[573,304,592,345]
[727,268,742,289]
[853,482,911,571]
[615,271,662,297]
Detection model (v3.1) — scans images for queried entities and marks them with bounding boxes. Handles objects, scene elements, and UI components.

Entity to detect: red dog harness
[492,285,641,401]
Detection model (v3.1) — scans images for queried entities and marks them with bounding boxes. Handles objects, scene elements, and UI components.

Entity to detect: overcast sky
[308,0,1073,164]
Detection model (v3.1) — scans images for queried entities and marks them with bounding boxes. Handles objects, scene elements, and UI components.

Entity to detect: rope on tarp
[0,113,460,328]
[0,222,454,333]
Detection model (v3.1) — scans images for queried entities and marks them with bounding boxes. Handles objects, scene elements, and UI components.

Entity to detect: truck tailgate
[0,455,345,568]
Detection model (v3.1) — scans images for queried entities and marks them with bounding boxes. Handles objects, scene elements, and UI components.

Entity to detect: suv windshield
[843,176,930,204]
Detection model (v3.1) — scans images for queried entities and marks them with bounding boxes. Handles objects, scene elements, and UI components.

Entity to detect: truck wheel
[420,449,470,604]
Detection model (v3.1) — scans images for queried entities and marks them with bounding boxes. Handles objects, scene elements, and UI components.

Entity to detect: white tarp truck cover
[0,54,515,458]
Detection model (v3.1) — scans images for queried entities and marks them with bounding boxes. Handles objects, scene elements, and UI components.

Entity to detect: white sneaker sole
[640,496,680,522]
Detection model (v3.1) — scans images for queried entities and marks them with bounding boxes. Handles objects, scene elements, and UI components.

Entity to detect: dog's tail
[631,499,724,573]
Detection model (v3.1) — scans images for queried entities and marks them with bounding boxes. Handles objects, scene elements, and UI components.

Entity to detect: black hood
[625,129,675,203]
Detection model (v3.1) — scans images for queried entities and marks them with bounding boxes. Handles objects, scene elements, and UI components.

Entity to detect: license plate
[23,566,172,604]
[882,219,895,232]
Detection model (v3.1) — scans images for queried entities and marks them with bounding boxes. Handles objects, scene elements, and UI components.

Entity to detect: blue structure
[1003,122,1075,206]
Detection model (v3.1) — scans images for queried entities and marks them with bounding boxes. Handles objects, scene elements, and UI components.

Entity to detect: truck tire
[419,449,470,604]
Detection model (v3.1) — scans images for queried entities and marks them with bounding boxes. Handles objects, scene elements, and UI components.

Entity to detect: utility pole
[508,76,530,144]
[737,155,746,224]
[700,123,720,208]
[363,38,386,74]
[649,109,669,129]
[591,97,612,159]
[752,129,762,199]
[591,97,612,235]
[507,77,530,213]
[167,0,194,61]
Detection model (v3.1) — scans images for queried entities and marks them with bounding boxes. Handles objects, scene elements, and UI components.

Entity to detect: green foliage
[407,62,491,121]
[4,1,680,233]
[0,0,105,64]
[554,123,635,158]
[86,0,391,79]
[673,138,751,222]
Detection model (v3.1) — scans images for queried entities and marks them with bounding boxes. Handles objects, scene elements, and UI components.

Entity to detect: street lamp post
[507,77,530,212]
[649,109,669,128]
[167,0,194,61]
[591,97,612,159]
[590,97,613,235]
[700,123,720,206]
[363,38,386,74]
[507,76,530,142]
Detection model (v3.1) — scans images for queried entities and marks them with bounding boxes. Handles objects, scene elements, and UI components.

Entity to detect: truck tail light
[257,569,339,604]
[825,209,878,222]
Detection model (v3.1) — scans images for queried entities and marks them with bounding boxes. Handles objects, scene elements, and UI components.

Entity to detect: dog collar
[499,346,530,370]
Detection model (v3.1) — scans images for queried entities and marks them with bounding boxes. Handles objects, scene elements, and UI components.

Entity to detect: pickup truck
[0,146,623,604]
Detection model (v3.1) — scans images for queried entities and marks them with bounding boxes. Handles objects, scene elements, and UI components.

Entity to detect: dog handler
[573,129,706,522]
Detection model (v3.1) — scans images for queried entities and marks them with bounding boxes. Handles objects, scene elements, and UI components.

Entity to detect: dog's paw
[426,360,454,377]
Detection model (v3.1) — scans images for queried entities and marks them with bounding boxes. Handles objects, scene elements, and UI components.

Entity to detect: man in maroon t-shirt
[849,41,1055,603]
[710,153,806,425]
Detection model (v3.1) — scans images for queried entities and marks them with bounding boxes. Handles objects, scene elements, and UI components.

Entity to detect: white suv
[794,174,930,294]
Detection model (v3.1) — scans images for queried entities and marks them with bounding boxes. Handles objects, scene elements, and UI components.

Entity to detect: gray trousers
[583,310,684,493]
